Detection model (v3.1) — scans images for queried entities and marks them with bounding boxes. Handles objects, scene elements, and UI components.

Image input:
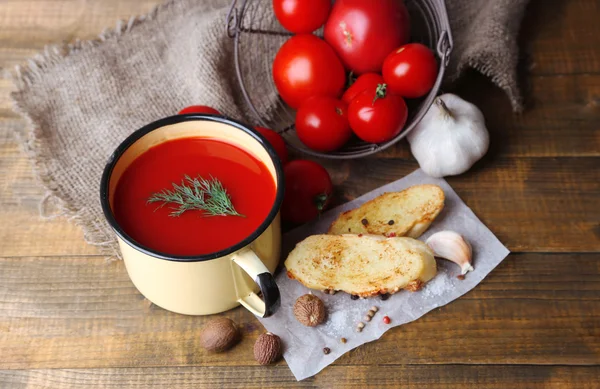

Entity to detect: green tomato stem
[314,193,329,212]
[372,84,388,105]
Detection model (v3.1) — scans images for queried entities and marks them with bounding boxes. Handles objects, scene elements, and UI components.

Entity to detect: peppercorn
[340,338,347,344]
[361,218,369,226]
[380,293,390,301]
[323,347,331,355]
[351,294,359,300]
[388,220,395,225]
[383,316,391,324]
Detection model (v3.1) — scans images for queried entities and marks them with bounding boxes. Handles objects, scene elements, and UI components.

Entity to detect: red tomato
[273,0,331,33]
[255,126,288,165]
[272,34,346,109]
[295,96,351,152]
[178,105,221,115]
[382,44,438,98]
[342,73,385,105]
[324,0,410,74]
[282,160,333,224]
[348,84,408,143]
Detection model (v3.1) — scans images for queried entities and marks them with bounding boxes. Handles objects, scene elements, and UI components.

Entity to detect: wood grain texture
[0,0,597,77]
[1,129,599,256]
[0,0,161,46]
[0,0,599,387]
[327,156,600,252]
[0,254,598,369]
[377,71,600,159]
[2,365,600,389]
[520,0,600,76]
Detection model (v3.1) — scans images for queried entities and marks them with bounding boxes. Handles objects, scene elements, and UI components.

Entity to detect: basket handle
[433,0,454,65]
[226,0,245,38]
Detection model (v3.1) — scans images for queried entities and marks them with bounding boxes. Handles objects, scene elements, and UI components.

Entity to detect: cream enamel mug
[100,115,283,317]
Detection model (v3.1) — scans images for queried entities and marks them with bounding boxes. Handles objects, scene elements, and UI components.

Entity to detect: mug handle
[232,249,281,318]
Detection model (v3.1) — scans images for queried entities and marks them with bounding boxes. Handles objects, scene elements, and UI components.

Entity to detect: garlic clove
[425,231,474,275]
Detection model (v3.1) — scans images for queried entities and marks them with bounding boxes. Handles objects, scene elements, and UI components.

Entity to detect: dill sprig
[147,175,244,218]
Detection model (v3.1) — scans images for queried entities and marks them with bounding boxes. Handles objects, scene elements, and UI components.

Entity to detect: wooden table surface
[1,0,599,388]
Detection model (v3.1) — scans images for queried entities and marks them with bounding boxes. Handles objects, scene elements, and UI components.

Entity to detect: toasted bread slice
[285,234,437,297]
[328,185,445,238]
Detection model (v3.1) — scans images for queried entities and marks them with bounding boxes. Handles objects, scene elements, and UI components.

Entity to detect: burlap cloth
[10,0,529,259]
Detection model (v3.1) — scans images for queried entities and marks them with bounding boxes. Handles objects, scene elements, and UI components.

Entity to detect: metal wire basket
[226,0,453,159]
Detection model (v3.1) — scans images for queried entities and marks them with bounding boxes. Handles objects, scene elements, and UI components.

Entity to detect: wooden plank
[3,62,599,160]
[378,72,600,159]
[2,365,600,389]
[1,146,598,256]
[3,73,599,158]
[521,0,600,76]
[0,0,597,78]
[2,113,599,255]
[0,0,161,47]
[330,156,600,252]
[0,254,598,369]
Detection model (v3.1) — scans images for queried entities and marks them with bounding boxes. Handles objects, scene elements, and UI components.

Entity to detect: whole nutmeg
[293,294,326,327]
[254,332,282,365]
[199,317,239,352]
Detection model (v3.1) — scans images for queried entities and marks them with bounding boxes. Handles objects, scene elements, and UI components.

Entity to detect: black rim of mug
[99,114,285,263]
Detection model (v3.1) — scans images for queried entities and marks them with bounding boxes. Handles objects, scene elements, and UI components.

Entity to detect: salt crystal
[421,272,453,298]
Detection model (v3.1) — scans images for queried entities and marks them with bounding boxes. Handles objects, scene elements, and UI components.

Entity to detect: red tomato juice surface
[113,137,276,256]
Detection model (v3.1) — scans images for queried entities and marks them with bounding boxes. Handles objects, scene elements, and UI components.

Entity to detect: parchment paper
[258,169,510,381]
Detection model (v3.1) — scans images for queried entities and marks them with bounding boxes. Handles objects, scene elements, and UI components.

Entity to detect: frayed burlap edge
[9,0,180,260]
[457,56,523,113]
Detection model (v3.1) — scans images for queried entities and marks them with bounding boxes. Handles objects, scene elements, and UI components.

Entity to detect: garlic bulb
[425,231,473,275]
[407,94,489,178]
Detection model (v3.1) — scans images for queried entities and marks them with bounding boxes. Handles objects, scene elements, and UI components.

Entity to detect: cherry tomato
[273,34,346,109]
[255,126,288,165]
[342,73,385,105]
[273,0,331,34]
[178,105,221,115]
[348,84,408,143]
[382,44,438,98]
[295,96,351,152]
[324,0,410,74]
[282,160,333,224]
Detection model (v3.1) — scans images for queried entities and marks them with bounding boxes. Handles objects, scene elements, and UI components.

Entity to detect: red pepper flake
[383,316,391,324]
[358,234,363,237]
[457,274,466,280]
[387,232,396,237]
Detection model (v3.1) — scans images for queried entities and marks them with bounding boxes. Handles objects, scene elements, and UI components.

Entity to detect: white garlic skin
[425,231,474,275]
[407,93,489,178]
